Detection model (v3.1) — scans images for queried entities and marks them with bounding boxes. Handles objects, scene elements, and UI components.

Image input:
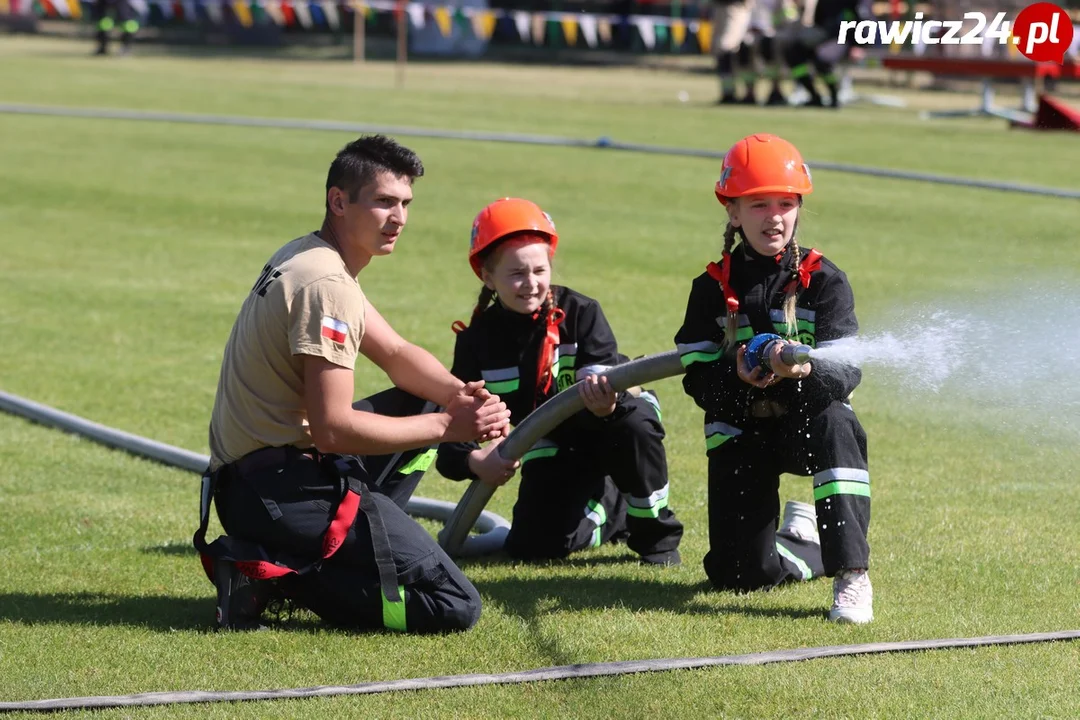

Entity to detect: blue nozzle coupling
[745,333,812,373]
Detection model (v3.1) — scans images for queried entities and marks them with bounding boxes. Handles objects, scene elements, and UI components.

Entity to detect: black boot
[214,559,273,631]
[94,30,108,56]
[765,86,788,106]
[797,76,824,107]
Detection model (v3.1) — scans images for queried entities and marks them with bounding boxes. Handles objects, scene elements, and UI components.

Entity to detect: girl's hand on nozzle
[467,437,520,488]
[579,373,617,417]
[769,340,812,380]
[736,345,777,389]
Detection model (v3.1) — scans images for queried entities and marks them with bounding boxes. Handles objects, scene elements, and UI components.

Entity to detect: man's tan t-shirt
[208,233,366,471]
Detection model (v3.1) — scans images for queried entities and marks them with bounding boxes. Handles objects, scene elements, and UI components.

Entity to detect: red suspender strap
[782,248,823,294]
[706,252,740,315]
[194,460,362,583]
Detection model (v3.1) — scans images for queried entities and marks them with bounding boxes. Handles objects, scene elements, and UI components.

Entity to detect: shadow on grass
[472,575,824,668]
[0,591,211,631]
[0,591,333,634]
[474,575,825,623]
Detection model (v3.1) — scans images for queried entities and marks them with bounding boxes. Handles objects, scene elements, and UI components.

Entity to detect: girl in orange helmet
[436,197,684,565]
[674,133,872,623]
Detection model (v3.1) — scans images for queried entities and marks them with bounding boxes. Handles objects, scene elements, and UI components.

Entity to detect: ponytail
[720,222,740,351]
[451,285,496,334]
[781,236,801,337]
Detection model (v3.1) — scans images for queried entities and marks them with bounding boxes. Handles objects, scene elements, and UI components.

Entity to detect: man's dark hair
[325,134,425,208]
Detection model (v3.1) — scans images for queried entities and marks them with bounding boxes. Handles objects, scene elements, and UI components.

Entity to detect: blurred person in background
[711,0,756,103]
[738,0,800,105]
[784,0,872,107]
[92,0,139,56]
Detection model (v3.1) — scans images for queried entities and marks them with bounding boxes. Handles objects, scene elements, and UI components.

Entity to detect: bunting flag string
[29,0,763,57]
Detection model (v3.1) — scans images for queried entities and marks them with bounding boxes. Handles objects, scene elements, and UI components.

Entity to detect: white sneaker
[829,569,873,624]
[779,500,819,544]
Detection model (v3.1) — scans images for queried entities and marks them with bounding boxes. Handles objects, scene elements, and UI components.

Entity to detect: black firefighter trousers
[207,388,480,634]
[505,392,684,562]
[704,399,870,592]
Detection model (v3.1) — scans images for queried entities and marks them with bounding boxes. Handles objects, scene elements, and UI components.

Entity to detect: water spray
[744,333,813,374]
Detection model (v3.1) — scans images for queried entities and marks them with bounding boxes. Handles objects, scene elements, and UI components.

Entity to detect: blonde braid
[721,222,740,350]
[541,288,555,320]
[781,236,801,338]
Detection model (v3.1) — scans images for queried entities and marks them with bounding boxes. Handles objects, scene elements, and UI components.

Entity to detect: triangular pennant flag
[281,0,296,26]
[252,0,270,24]
[560,16,577,46]
[155,0,172,19]
[182,0,196,20]
[671,19,685,47]
[655,23,668,45]
[471,10,495,40]
[530,11,545,45]
[633,17,655,49]
[513,11,529,42]
[319,0,338,29]
[262,0,285,26]
[51,0,68,17]
[204,0,223,24]
[405,2,423,28]
[231,0,253,27]
[597,18,611,44]
[578,14,597,47]
[292,0,311,27]
[127,0,147,17]
[696,20,711,53]
[308,0,325,26]
[433,6,451,36]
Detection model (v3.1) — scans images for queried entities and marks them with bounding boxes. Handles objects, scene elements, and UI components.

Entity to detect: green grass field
[2,33,1080,718]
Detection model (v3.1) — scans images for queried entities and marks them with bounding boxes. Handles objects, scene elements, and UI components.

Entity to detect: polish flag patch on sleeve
[320,316,349,344]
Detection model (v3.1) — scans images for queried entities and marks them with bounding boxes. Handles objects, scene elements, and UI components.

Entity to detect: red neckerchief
[783,249,823,294]
[706,252,740,316]
[534,304,566,403]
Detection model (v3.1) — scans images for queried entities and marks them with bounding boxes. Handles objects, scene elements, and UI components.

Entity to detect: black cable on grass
[2,103,1078,200]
